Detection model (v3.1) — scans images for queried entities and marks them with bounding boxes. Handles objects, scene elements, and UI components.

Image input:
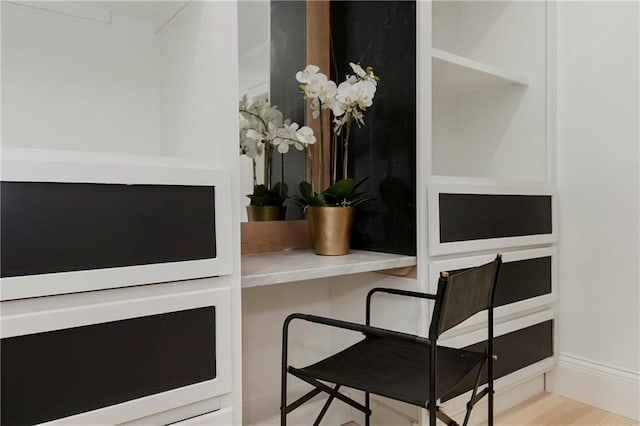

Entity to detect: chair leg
[281,369,287,426]
[313,384,341,426]
[365,391,371,426]
[488,362,494,426]
[281,374,287,426]
[488,308,495,426]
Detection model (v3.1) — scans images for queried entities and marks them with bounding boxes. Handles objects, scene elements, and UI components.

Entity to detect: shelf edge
[431,47,530,86]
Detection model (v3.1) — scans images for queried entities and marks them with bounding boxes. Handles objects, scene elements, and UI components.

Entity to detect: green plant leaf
[324,178,355,200]
[247,184,287,206]
[273,182,288,199]
[299,181,314,202]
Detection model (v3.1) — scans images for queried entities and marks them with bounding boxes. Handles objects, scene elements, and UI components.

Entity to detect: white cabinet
[430,1,550,183]
[416,1,557,421]
[0,1,241,424]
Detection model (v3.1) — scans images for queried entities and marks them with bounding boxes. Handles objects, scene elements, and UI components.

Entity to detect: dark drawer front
[439,193,552,243]
[1,307,216,425]
[449,256,552,307]
[495,256,552,306]
[441,320,553,402]
[1,181,216,277]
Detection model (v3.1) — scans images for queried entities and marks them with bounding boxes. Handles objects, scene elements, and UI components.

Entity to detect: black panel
[1,181,216,277]
[1,307,216,425]
[495,257,552,306]
[271,0,306,220]
[449,257,552,307]
[331,1,417,256]
[439,193,553,243]
[441,320,553,402]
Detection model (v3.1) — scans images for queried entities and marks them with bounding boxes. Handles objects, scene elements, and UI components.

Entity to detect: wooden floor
[343,392,638,426]
[479,393,638,425]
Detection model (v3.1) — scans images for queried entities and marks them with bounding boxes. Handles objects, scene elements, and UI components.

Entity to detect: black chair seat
[290,335,485,407]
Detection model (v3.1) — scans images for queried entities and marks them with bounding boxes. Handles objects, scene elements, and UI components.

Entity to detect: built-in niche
[2,1,228,163]
[239,0,418,256]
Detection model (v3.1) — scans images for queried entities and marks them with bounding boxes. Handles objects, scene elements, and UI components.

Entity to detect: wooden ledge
[241,220,310,254]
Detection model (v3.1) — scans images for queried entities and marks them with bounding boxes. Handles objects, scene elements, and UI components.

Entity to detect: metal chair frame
[281,255,502,426]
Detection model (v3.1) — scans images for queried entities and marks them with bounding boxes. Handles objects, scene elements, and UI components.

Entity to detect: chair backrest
[429,255,502,340]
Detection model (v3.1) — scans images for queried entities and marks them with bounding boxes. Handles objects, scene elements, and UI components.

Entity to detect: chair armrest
[283,313,429,346]
[366,287,437,325]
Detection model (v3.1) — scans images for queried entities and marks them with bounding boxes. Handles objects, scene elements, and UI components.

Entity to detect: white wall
[238,0,269,98]
[1,2,160,154]
[158,1,239,167]
[242,279,333,425]
[549,1,640,420]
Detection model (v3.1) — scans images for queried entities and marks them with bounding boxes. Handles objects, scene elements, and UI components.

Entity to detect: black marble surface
[330,1,417,256]
[270,0,306,219]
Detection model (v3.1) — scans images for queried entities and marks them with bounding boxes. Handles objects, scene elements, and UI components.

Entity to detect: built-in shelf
[432,48,530,88]
[241,249,417,288]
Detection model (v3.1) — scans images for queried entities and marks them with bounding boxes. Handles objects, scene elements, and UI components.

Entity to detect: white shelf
[432,48,530,87]
[241,249,416,288]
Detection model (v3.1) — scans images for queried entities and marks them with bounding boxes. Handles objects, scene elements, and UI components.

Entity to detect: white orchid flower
[345,75,358,85]
[335,81,356,106]
[304,74,325,99]
[304,72,335,100]
[240,138,262,158]
[295,126,316,149]
[319,79,337,103]
[272,123,300,154]
[350,62,367,78]
[296,64,320,84]
[245,128,264,142]
[352,80,376,109]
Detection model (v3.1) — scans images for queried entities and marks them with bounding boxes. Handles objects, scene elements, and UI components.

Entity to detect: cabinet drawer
[428,179,557,256]
[1,285,232,426]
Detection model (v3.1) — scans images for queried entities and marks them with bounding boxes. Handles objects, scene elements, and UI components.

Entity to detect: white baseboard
[546,353,640,421]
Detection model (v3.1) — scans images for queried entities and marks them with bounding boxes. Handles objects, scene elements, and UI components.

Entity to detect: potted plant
[292,63,379,254]
[239,95,316,221]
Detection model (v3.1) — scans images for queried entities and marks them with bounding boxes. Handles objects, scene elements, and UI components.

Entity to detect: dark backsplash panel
[331,1,417,255]
[0,181,216,277]
[270,0,306,219]
[439,193,553,243]
[1,307,216,425]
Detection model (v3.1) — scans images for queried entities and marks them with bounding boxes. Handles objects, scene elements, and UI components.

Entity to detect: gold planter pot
[306,206,355,256]
[246,206,287,222]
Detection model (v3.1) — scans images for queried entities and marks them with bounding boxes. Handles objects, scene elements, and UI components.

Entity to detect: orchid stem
[280,153,285,198]
[265,145,272,190]
[319,103,325,189]
[307,146,314,193]
[343,119,352,180]
[252,158,257,187]
[332,132,337,185]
